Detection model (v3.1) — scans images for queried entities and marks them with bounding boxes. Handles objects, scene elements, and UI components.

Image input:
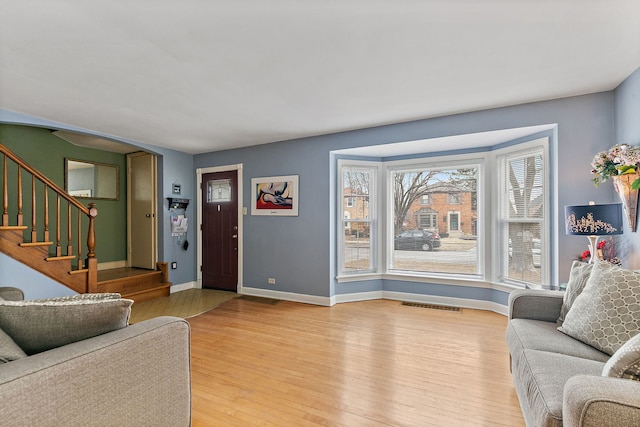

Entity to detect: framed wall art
[251,175,299,216]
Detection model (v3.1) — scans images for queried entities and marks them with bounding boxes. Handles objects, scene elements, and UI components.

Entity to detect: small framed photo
[172,183,181,195]
[251,175,299,216]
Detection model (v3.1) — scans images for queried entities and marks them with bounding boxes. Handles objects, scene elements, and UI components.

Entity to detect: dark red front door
[202,170,238,291]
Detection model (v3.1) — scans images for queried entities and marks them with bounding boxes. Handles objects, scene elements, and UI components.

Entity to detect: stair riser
[123,286,171,304]
[97,273,164,294]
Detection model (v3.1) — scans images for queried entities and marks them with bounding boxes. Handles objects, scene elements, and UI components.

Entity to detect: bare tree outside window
[505,154,543,284]
[391,166,479,275]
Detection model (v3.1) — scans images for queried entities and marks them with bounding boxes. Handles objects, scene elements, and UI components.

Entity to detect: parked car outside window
[394,230,441,251]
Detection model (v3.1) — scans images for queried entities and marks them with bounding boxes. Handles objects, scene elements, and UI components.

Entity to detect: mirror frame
[64,158,120,201]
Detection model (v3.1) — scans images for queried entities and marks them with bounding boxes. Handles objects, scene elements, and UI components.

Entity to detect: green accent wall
[0,124,127,262]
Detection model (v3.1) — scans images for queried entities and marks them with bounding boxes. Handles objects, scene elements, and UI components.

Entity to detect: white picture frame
[251,175,299,216]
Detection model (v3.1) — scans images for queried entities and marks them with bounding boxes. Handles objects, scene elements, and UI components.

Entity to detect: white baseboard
[381,291,508,316]
[333,291,383,305]
[333,290,507,315]
[241,287,332,306]
[240,287,507,315]
[178,284,508,315]
[170,281,199,293]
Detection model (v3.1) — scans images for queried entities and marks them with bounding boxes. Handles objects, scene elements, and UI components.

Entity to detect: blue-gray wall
[195,89,622,305]
[614,67,640,267]
[2,66,639,305]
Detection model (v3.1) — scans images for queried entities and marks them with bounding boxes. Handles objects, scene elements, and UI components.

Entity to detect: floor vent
[401,301,461,312]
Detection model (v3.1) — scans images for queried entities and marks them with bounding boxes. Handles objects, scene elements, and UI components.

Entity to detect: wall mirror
[65,158,119,200]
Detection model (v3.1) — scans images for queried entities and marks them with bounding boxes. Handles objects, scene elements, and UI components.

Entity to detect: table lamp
[565,202,623,263]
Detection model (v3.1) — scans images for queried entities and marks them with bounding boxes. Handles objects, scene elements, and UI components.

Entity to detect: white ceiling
[1,1,639,155]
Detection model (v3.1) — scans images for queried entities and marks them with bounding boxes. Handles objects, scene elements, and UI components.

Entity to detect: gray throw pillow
[557,260,594,325]
[559,262,640,356]
[0,327,27,363]
[0,293,132,355]
[602,333,640,381]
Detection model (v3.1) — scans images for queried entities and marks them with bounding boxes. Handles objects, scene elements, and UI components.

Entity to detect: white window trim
[337,159,379,277]
[385,154,486,279]
[336,135,551,290]
[493,137,550,288]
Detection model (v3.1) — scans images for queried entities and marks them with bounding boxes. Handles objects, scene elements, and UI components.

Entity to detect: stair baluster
[2,154,7,226]
[17,166,22,226]
[67,202,72,258]
[0,143,97,293]
[55,194,61,257]
[31,175,36,243]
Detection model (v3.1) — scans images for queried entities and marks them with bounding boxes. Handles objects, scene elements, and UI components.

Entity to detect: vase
[612,173,639,232]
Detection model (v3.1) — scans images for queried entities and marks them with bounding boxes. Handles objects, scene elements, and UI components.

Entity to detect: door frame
[196,164,243,292]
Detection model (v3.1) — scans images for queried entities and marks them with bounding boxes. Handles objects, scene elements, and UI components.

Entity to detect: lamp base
[587,235,600,264]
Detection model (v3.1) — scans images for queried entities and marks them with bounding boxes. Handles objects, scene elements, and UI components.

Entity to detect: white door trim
[196,164,243,292]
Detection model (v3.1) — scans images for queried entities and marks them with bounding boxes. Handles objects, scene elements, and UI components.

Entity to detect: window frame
[335,135,551,290]
[337,160,379,277]
[385,155,485,280]
[494,138,550,288]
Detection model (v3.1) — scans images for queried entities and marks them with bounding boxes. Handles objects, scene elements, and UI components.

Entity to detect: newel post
[86,203,98,293]
[87,203,97,258]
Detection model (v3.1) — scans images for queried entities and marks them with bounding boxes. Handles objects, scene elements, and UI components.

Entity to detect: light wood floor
[187,298,525,426]
[129,289,237,323]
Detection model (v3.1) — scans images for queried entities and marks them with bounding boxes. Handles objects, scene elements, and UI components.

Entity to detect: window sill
[336,273,383,283]
[337,272,537,293]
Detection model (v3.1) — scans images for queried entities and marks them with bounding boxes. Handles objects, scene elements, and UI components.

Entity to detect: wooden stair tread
[46,255,76,262]
[98,270,162,284]
[96,267,168,298]
[20,241,53,247]
[0,225,28,230]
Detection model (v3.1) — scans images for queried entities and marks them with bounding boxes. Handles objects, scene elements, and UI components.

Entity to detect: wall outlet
[267,278,276,285]
[171,262,177,269]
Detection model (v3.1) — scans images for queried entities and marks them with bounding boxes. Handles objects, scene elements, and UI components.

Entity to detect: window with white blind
[498,141,548,287]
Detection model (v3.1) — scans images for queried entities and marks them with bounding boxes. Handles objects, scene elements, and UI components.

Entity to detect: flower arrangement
[591,143,640,188]
[577,238,621,265]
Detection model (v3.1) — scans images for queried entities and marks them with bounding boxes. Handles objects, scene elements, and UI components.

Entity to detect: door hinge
[200,265,202,271]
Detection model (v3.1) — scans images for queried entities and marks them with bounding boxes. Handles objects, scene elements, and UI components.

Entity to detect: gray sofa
[507,289,640,427]
[0,287,191,426]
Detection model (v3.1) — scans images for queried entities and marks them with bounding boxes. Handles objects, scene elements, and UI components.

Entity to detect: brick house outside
[404,184,476,237]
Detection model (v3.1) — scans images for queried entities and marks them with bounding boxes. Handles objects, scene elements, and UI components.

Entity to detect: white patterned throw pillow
[602,333,640,380]
[557,260,594,325]
[559,261,640,356]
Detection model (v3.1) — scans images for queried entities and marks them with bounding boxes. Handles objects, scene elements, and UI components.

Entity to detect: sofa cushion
[0,293,132,355]
[507,319,610,362]
[557,260,593,325]
[602,333,640,380]
[0,327,27,363]
[559,262,640,356]
[512,349,604,427]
